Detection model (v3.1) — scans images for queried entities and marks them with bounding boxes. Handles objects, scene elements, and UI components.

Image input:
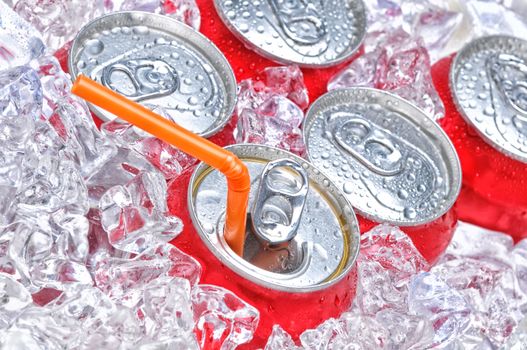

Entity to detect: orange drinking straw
[71,75,249,256]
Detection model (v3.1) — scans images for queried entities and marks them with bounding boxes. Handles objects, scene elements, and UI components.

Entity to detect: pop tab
[251,158,309,245]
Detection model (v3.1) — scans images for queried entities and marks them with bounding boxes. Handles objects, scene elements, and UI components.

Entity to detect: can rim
[449,34,527,164]
[187,144,361,293]
[68,10,237,138]
[212,0,367,68]
[302,87,463,227]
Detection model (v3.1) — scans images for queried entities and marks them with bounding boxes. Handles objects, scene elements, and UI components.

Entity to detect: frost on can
[213,0,367,67]
[303,88,462,262]
[69,11,237,137]
[434,35,527,240]
[186,144,360,346]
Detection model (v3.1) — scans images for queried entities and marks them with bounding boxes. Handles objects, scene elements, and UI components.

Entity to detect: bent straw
[71,75,249,256]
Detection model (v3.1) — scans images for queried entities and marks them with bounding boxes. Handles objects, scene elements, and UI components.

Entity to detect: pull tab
[251,159,309,245]
[327,114,404,176]
[101,59,179,102]
[488,53,527,115]
[268,0,327,45]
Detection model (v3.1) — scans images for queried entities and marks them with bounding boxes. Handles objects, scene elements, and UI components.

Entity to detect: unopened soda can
[69,11,237,137]
[303,88,462,263]
[180,144,360,347]
[213,0,367,68]
[439,35,527,240]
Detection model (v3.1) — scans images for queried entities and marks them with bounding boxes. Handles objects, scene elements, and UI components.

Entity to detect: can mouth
[68,11,237,138]
[187,144,361,293]
[303,87,463,227]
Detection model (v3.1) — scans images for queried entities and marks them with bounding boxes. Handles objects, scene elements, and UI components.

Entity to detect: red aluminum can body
[168,165,358,349]
[432,55,527,241]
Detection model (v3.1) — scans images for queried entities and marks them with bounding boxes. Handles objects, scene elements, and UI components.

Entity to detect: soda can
[303,88,462,263]
[69,11,237,137]
[437,35,527,240]
[171,144,360,347]
[213,0,367,67]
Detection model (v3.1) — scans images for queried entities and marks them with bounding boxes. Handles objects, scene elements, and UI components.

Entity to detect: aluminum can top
[187,144,360,292]
[450,35,527,164]
[303,88,462,226]
[213,0,367,68]
[69,11,237,137]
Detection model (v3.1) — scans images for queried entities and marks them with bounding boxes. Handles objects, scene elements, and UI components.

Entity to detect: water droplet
[133,26,149,35]
[188,96,199,105]
[85,39,104,55]
[239,23,249,33]
[343,182,353,194]
[484,107,495,116]
[397,189,409,199]
[403,207,417,219]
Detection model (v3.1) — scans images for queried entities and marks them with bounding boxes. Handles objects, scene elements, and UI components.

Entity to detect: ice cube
[192,285,259,349]
[101,119,198,180]
[13,0,110,51]
[99,171,182,253]
[408,272,472,347]
[0,273,32,329]
[0,1,44,70]
[119,0,201,30]
[329,30,445,119]
[264,325,301,350]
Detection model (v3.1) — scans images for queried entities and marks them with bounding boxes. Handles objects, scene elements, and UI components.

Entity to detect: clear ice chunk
[328,30,445,119]
[264,325,301,350]
[99,171,182,253]
[0,1,44,70]
[408,272,472,347]
[101,119,197,180]
[13,0,110,51]
[33,55,117,179]
[192,284,259,349]
[119,0,201,30]
[141,276,195,341]
[0,273,32,329]
[94,243,200,307]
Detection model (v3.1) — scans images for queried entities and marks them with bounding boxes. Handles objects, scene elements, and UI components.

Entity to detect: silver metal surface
[251,158,309,245]
[303,88,462,226]
[69,11,237,138]
[213,0,367,68]
[188,144,360,292]
[450,35,527,163]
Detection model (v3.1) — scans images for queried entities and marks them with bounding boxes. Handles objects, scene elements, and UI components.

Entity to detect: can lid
[450,35,527,164]
[69,11,237,138]
[303,88,462,226]
[213,0,367,68]
[188,144,360,292]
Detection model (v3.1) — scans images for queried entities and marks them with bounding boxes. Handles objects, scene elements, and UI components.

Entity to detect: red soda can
[302,88,462,263]
[433,35,527,241]
[170,144,360,348]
